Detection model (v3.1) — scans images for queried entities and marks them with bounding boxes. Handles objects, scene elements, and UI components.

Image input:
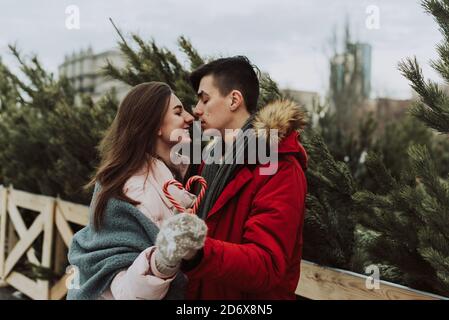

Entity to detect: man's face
[193,75,232,134]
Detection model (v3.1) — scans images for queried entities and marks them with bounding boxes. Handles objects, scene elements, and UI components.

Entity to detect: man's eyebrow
[197,90,209,99]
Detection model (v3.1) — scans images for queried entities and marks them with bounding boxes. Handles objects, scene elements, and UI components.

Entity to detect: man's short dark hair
[189,56,260,114]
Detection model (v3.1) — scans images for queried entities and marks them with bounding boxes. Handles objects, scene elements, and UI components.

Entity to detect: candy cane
[162,179,186,213]
[185,176,207,214]
[162,175,207,215]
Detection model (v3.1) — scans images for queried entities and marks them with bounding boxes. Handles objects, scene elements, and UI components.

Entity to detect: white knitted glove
[154,213,207,276]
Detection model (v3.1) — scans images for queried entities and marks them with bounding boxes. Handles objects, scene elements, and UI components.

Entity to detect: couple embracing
[67,56,308,300]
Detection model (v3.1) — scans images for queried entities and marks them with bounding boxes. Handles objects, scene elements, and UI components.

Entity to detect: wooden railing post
[38,195,56,300]
[6,186,18,259]
[0,185,8,279]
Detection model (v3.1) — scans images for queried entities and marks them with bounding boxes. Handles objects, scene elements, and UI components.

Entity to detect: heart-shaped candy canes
[162,175,207,214]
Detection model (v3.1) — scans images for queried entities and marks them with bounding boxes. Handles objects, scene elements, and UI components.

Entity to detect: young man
[182,56,308,299]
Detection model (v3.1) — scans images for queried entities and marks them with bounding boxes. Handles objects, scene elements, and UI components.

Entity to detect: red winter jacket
[183,100,308,300]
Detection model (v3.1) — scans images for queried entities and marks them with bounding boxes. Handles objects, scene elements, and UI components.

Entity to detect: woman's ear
[157,128,162,136]
[229,90,244,112]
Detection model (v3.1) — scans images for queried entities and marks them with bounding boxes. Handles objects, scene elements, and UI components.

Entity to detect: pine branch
[178,36,205,70]
[430,42,449,80]
[109,18,144,72]
[409,145,449,202]
[399,57,449,133]
[422,0,449,42]
[364,152,397,193]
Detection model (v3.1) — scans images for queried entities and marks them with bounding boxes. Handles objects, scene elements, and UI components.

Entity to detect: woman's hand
[154,213,207,275]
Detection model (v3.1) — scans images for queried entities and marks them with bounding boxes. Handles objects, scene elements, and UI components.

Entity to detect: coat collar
[205,130,308,219]
[206,166,253,219]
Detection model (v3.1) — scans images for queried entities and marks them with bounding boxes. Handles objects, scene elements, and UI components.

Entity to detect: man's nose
[193,105,203,117]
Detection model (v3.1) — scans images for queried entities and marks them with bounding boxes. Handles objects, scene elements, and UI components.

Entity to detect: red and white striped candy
[162,175,207,215]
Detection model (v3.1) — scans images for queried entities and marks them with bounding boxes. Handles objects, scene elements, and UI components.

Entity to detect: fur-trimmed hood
[252,99,308,169]
[253,99,307,143]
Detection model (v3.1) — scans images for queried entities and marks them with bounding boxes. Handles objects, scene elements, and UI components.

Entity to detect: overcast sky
[0,0,443,99]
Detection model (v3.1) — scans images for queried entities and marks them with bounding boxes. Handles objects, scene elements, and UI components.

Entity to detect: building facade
[330,42,372,101]
[58,48,129,102]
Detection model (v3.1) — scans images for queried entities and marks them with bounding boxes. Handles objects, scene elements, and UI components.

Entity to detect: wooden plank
[0,279,8,288]
[6,186,18,255]
[9,188,54,212]
[296,260,448,300]
[49,274,69,300]
[53,230,68,276]
[3,214,43,277]
[55,210,74,248]
[36,279,50,300]
[7,202,29,236]
[36,200,56,300]
[6,219,18,258]
[0,185,7,278]
[57,200,89,226]
[6,271,41,300]
[7,201,40,266]
[41,201,55,269]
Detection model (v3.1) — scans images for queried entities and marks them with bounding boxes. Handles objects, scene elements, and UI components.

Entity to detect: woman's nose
[185,112,194,124]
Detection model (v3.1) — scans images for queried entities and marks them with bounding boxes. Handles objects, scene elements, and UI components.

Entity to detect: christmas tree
[0,45,117,203]
[354,0,449,295]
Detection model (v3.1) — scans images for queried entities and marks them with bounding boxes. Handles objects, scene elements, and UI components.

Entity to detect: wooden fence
[0,185,447,300]
[0,185,88,299]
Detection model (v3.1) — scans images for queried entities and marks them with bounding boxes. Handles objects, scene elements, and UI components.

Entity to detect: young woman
[67,82,207,300]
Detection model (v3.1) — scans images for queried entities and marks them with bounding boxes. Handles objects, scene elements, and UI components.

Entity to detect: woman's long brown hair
[86,82,172,230]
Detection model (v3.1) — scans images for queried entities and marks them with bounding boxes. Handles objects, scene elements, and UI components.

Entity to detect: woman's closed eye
[174,106,183,115]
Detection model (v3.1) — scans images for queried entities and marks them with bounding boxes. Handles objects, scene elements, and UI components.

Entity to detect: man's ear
[229,90,244,112]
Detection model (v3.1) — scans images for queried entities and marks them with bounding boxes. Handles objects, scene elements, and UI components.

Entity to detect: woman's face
[158,93,194,146]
